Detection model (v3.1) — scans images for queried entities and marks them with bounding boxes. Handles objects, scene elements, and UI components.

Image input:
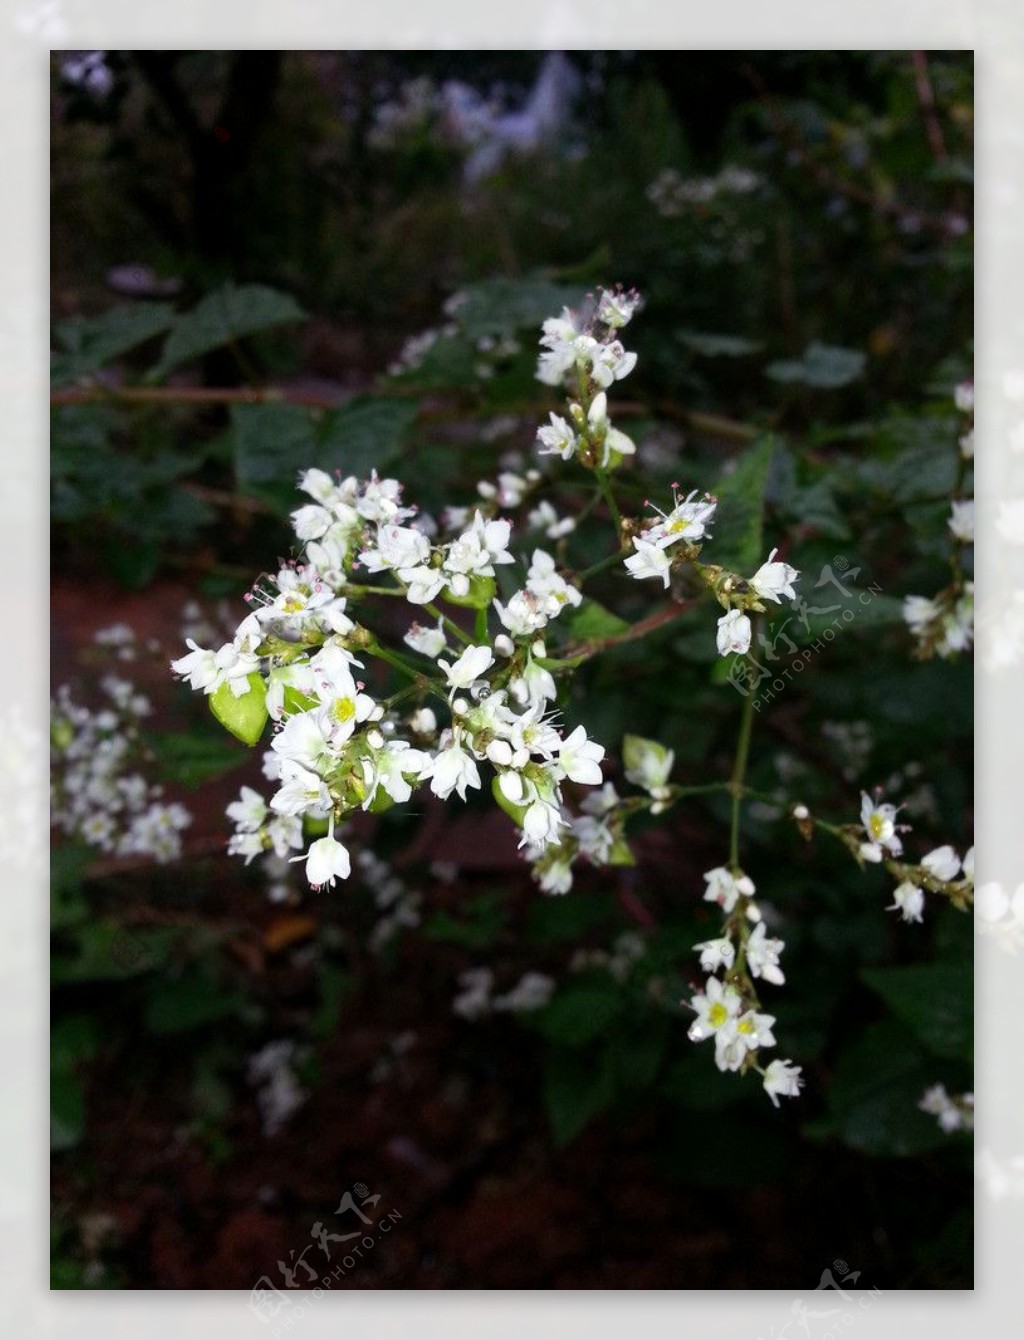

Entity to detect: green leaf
[766,341,866,389]
[678,329,763,357]
[50,844,92,928]
[531,983,621,1046]
[707,434,775,573]
[51,923,178,982]
[144,973,247,1034]
[454,277,584,341]
[543,1046,614,1145]
[151,283,305,379]
[148,729,247,786]
[861,962,972,1061]
[316,395,418,479]
[52,302,177,386]
[423,890,509,950]
[563,599,630,641]
[231,402,318,507]
[209,674,268,746]
[51,1070,86,1151]
[820,1021,951,1157]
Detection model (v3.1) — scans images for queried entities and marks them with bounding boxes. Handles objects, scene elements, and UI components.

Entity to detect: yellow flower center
[708,1002,728,1029]
[331,697,356,725]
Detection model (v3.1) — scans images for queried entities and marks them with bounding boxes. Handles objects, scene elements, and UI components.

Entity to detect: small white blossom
[749,548,799,604]
[762,1058,804,1107]
[888,880,925,923]
[716,609,752,656]
[948,500,974,543]
[921,845,961,882]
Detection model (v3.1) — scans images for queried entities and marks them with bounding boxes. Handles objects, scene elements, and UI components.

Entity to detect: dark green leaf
[317,395,418,479]
[563,599,630,642]
[543,1046,614,1145]
[678,329,762,357]
[144,973,247,1034]
[531,983,622,1046]
[707,434,776,573]
[52,303,176,386]
[148,729,247,787]
[766,342,866,389]
[152,284,305,379]
[861,962,972,1061]
[455,278,584,341]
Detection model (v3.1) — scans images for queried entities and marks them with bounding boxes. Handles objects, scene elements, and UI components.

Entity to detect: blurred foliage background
[51,50,972,1290]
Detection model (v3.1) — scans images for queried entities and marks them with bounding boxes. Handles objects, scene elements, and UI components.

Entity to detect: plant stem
[369,644,427,684]
[728,663,758,869]
[424,602,472,646]
[594,468,624,539]
[474,605,488,643]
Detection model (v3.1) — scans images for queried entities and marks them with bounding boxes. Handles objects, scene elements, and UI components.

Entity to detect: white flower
[624,538,672,587]
[589,340,637,389]
[948,500,974,543]
[903,595,940,635]
[860,792,903,858]
[694,936,735,973]
[746,922,785,985]
[536,413,578,461]
[294,828,351,888]
[492,972,556,1013]
[444,512,514,585]
[359,522,431,573]
[403,620,447,659]
[528,500,576,539]
[361,739,430,808]
[401,565,446,604]
[521,794,567,849]
[687,976,743,1042]
[702,866,754,914]
[623,735,674,802]
[716,609,752,656]
[597,288,641,328]
[453,967,494,1020]
[749,548,799,604]
[226,786,267,833]
[954,381,974,413]
[526,550,582,614]
[645,487,717,547]
[557,724,605,786]
[888,880,925,923]
[429,741,481,801]
[762,1058,803,1107]
[921,845,960,882]
[586,390,636,463]
[271,710,337,774]
[438,644,494,692]
[170,640,219,693]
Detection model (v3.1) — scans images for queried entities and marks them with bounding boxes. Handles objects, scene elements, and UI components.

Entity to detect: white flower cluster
[173,460,609,887]
[647,164,761,217]
[570,929,646,982]
[534,289,641,469]
[919,1083,974,1134]
[903,384,974,658]
[524,780,625,895]
[686,865,802,1107]
[51,676,191,864]
[247,1039,307,1138]
[452,966,555,1019]
[856,792,974,923]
